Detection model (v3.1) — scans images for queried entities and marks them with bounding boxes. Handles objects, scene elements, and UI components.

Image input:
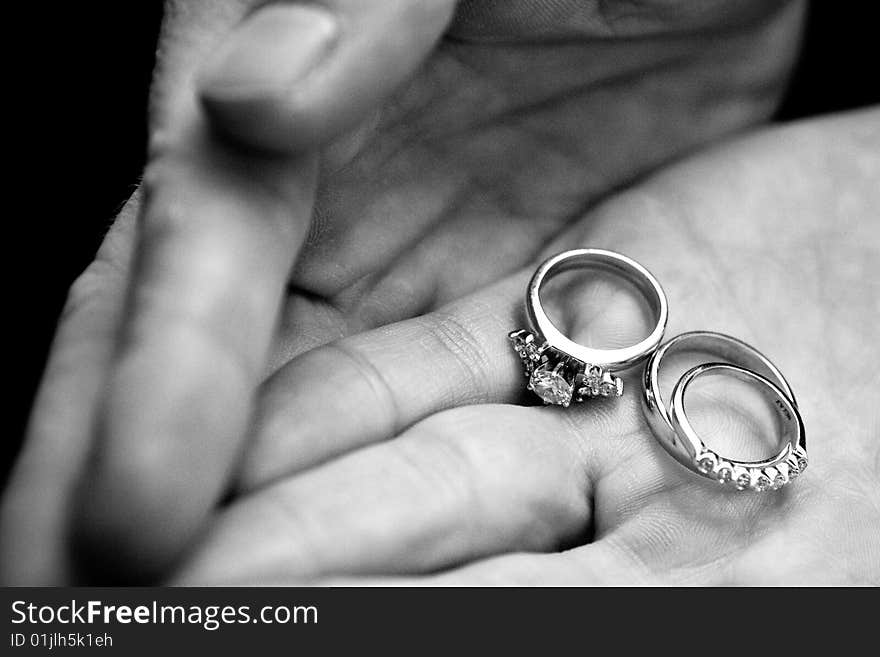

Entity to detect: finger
[208,390,764,585]
[213,467,792,587]
[74,136,318,582]
[311,546,644,586]
[198,376,782,585]
[240,275,524,488]
[191,459,793,587]
[198,0,458,153]
[0,194,140,585]
[240,258,658,490]
[179,547,630,586]
[173,399,644,584]
[72,0,323,580]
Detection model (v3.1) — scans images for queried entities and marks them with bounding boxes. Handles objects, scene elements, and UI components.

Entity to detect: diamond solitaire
[507,249,667,408]
[509,329,624,407]
[528,363,574,406]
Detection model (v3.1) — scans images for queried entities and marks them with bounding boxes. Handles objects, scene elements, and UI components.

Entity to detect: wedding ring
[642,331,807,491]
[509,249,668,407]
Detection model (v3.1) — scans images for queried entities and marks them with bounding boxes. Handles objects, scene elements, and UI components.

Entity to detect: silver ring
[509,249,668,407]
[642,331,807,491]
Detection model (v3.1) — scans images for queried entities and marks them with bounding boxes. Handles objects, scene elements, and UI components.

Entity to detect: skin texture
[168,108,880,585]
[7,0,875,586]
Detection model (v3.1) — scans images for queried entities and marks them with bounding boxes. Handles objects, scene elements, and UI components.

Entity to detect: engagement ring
[510,249,668,407]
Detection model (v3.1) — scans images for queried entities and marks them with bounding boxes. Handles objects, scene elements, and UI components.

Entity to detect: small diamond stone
[580,366,602,397]
[773,473,786,489]
[797,456,808,472]
[755,474,772,492]
[509,330,543,377]
[736,473,751,490]
[596,372,622,397]
[717,467,733,484]
[529,365,573,406]
[697,455,715,474]
[787,463,800,480]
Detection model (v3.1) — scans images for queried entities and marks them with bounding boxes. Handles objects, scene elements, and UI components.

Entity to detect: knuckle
[406,408,584,548]
[393,424,481,504]
[141,155,180,195]
[386,413,512,527]
[140,159,191,236]
[420,310,493,404]
[325,341,401,435]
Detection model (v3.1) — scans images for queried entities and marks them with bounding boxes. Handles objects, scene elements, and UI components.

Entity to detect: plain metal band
[641,331,798,465]
[526,249,668,370]
[670,363,806,474]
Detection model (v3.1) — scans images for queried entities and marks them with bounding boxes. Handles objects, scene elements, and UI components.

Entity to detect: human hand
[1,0,806,583]
[167,108,880,585]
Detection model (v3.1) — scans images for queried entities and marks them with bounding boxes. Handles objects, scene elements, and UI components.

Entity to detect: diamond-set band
[642,332,807,492]
[671,363,807,492]
[509,249,668,407]
[693,444,808,492]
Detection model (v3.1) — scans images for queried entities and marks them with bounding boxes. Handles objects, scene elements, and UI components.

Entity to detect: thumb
[196,0,457,152]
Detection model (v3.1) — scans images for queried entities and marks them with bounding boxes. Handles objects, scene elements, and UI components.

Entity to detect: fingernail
[199,5,338,98]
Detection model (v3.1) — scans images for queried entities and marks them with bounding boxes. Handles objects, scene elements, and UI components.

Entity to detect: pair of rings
[508,249,807,492]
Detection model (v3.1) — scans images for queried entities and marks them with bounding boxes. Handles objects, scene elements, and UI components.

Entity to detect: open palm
[170,109,880,585]
[0,0,826,584]
[269,0,806,361]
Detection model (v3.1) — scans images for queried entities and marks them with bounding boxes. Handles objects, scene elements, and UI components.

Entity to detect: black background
[6,2,879,485]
